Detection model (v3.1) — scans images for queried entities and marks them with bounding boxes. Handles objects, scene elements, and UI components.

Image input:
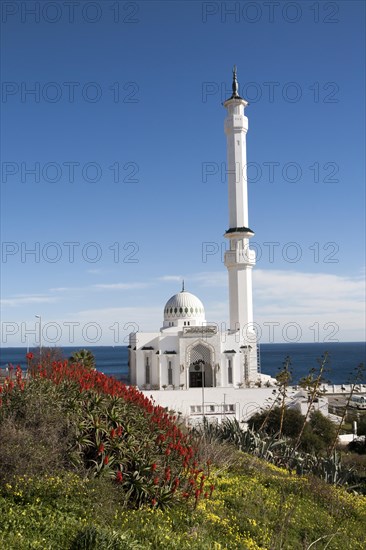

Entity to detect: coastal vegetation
[0,354,366,549]
[248,408,338,453]
[69,349,96,370]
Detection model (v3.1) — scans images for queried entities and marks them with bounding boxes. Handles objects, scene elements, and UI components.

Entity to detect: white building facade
[129,286,261,391]
[129,69,272,422]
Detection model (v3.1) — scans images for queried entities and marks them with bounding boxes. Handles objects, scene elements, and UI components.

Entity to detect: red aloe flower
[26,352,33,361]
[151,463,157,472]
[116,471,123,483]
[103,455,109,465]
[98,443,105,454]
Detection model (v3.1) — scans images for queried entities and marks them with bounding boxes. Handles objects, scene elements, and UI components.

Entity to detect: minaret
[223,67,256,337]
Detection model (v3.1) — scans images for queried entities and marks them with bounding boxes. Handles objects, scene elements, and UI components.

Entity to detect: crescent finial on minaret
[182,279,185,292]
[231,65,239,98]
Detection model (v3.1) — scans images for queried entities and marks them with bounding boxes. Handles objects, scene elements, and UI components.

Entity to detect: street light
[35,315,42,361]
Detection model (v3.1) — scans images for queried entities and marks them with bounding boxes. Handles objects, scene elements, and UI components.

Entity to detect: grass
[1,454,366,549]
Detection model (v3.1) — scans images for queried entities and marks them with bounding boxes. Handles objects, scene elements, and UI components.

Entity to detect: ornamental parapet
[182,325,218,337]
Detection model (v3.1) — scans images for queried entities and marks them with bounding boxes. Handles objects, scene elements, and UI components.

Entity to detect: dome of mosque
[163,290,205,321]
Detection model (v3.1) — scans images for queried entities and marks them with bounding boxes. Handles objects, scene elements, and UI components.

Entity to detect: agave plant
[314,451,357,487]
[191,416,365,493]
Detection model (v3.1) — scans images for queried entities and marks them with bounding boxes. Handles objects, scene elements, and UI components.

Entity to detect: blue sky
[1,0,365,346]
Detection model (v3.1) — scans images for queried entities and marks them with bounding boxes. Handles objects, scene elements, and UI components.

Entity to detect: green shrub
[0,379,76,483]
[302,410,337,452]
[248,407,304,438]
[248,407,337,453]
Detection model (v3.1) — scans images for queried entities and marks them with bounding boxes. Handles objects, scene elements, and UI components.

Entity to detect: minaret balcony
[224,114,248,133]
[224,248,256,268]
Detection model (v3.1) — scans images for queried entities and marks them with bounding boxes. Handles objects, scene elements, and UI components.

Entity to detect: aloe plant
[69,349,96,370]
[276,356,292,438]
[294,352,329,452]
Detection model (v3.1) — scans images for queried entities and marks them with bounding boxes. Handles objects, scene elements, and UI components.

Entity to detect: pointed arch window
[168,360,173,386]
[145,355,150,385]
[228,358,233,384]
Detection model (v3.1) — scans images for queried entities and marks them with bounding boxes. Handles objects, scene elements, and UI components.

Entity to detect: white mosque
[129,68,276,423]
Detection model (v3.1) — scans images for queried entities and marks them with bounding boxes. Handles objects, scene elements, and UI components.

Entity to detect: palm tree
[69,349,96,370]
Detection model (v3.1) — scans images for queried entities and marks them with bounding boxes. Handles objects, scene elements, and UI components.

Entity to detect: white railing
[292,383,366,395]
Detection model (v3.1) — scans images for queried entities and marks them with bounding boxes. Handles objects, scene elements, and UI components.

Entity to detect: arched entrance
[188,343,214,388]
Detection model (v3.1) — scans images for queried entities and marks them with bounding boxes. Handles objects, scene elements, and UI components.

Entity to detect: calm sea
[0,343,365,385]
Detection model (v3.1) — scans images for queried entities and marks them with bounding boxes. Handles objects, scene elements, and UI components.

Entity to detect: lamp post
[35,315,42,362]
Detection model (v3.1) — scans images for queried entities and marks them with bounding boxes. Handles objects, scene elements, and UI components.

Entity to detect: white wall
[142,387,289,424]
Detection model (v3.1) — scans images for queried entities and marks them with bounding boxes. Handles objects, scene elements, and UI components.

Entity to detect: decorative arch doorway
[188,343,214,388]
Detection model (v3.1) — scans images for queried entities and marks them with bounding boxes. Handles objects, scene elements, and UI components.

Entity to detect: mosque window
[168,360,173,385]
[174,308,177,313]
[228,358,233,384]
[145,356,150,385]
[179,307,183,313]
[185,307,188,313]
